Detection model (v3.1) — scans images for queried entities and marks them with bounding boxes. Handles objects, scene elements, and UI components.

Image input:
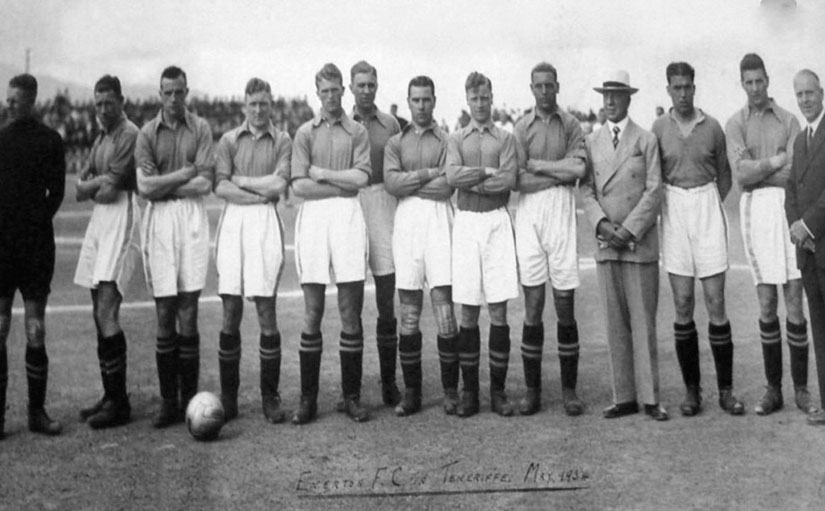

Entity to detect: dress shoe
[382,382,402,407]
[562,387,585,417]
[443,389,459,415]
[718,388,745,416]
[262,394,286,424]
[221,394,239,422]
[644,403,670,421]
[394,388,422,417]
[152,398,182,428]
[519,388,541,416]
[602,401,639,419]
[807,409,825,425]
[79,395,107,421]
[88,398,131,429]
[341,395,370,423]
[490,390,514,417]
[680,386,702,416]
[755,385,783,416]
[292,396,317,425]
[456,390,479,418]
[794,386,818,414]
[29,408,62,436]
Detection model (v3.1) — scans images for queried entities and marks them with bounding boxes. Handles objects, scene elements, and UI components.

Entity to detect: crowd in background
[0,90,611,175]
[0,91,315,174]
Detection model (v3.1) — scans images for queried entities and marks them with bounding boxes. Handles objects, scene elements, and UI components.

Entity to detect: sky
[1,0,823,128]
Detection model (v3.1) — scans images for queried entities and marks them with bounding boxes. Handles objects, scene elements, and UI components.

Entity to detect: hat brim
[593,86,638,95]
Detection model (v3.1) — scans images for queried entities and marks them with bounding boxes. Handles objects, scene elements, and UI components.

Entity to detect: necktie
[808,126,814,151]
[612,126,620,149]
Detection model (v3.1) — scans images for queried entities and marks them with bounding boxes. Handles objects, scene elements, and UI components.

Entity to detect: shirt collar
[239,119,277,140]
[745,98,777,120]
[667,107,706,125]
[465,118,495,137]
[312,110,356,134]
[607,116,629,136]
[807,108,825,134]
[155,109,193,132]
[527,106,562,127]
[403,120,444,140]
[98,112,127,136]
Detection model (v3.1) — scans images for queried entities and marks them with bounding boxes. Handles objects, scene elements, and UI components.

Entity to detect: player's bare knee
[255,298,278,335]
[523,285,545,325]
[756,285,779,321]
[460,305,481,329]
[552,288,577,326]
[398,290,423,336]
[24,317,46,347]
[488,302,508,326]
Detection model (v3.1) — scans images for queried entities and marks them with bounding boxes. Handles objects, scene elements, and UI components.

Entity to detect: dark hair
[465,71,492,92]
[740,53,767,78]
[94,75,123,100]
[9,73,37,100]
[245,77,272,96]
[665,62,695,84]
[350,60,377,81]
[315,63,343,88]
[530,62,558,82]
[407,75,435,97]
[160,65,187,86]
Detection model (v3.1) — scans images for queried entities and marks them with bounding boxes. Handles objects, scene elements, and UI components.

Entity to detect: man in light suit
[581,70,667,421]
[786,69,825,425]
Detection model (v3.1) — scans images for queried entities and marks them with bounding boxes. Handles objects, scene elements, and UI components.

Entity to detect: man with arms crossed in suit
[786,68,825,425]
[581,70,668,421]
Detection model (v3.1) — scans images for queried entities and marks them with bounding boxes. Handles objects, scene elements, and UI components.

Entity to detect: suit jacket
[786,119,825,270]
[581,118,663,263]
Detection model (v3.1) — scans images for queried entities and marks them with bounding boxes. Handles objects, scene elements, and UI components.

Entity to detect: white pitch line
[10,260,753,315]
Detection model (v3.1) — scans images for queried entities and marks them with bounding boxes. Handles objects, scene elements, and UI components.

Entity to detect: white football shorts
[295,196,367,285]
[452,207,519,306]
[215,202,284,298]
[515,186,580,289]
[73,190,141,294]
[393,196,453,290]
[662,182,729,279]
[141,197,210,297]
[740,187,800,285]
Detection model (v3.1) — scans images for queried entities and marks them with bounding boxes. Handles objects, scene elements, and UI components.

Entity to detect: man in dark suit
[581,71,667,421]
[786,68,825,425]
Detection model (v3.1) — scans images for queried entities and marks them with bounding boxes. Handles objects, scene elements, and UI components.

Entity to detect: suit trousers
[801,263,825,409]
[596,260,660,405]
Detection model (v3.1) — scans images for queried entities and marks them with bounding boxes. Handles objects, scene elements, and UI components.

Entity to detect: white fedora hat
[593,70,639,94]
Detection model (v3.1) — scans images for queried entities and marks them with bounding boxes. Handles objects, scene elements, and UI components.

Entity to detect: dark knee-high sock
[437,334,459,392]
[178,334,200,405]
[219,332,241,400]
[376,317,398,387]
[759,319,782,387]
[340,330,364,398]
[260,333,281,397]
[458,327,480,392]
[709,322,733,389]
[102,331,128,402]
[489,325,511,393]
[399,332,423,391]
[787,320,809,388]
[675,321,701,388]
[521,323,544,390]
[26,345,49,410]
[156,334,178,401]
[299,332,323,399]
[558,322,580,390]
